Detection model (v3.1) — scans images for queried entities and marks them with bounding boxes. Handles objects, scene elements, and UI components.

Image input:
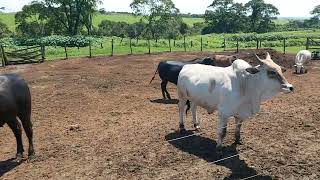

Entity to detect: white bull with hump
[177,52,294,149]
[294,50,311,74]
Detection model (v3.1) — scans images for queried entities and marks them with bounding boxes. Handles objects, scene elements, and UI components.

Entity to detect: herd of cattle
[0,49,314,162]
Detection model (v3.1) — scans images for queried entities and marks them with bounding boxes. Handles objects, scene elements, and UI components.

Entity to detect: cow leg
[178,99,187,133]
[216,114,228,150]
[234,117,243,144]
[18,111,35,157]
[161,81,171,99]
[161,81,170,99]
[191,102,200,131]
[7,117,24,162]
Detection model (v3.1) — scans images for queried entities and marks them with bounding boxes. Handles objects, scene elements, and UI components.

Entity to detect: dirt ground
[0,50,319,180]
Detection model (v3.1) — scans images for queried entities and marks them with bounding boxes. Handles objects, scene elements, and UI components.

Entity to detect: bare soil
[0,50,319,180]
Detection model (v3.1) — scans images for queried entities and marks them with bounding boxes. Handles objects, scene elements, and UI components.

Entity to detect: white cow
[177,52,293,149]
[294,50,311,74]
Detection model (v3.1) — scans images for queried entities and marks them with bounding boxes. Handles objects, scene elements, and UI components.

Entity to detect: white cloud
[0,0,319,17]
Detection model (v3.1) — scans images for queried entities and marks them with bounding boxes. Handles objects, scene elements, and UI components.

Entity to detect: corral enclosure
[0,50,319,179]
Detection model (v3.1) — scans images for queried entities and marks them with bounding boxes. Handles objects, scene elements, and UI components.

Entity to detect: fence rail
[2,36,319,63]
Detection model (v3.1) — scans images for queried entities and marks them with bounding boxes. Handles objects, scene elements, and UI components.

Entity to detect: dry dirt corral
[0,50,319,180]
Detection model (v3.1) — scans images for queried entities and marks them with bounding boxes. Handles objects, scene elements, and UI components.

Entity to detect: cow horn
[254,54,264,64]
[266,52,271,60]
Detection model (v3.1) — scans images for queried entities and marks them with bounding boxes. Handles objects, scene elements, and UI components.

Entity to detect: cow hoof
[194,125,201,132]
[28,151,35,158]
[15,154,23,163]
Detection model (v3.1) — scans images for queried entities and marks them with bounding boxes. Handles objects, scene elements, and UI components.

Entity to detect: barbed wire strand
[162,128,319,180]
[167,122,243,142]
[240,163,316,180]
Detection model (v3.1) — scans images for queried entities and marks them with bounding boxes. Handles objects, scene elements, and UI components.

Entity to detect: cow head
[246,52,294,94]
[294,63,303,74]
[200,57,216,66]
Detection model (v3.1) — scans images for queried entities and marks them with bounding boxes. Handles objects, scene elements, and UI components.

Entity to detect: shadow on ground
[149,98,179,104]
[166,131,272,180]
[0,158,21,177]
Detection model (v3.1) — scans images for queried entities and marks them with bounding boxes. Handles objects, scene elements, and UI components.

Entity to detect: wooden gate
[0,45,45,67]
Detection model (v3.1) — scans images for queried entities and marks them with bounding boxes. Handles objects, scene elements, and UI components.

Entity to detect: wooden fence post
[259,40,262,48]
[191,41,193,48]
[200,37,203,52]
[0,45,7,67]
[111,39,114,56]
[148,39,151,54]
[130,38,133,55]
[184,36,186,52]
[236,39,239,53]
[283,38,286,54]
[223,38,226,51]
[256,39,259,49]
[64,44,68,59]
[169,39,171,52]
[306,37,309,50]
[100,43,103,49]
[41,45,45,62]
[89,41,92,58]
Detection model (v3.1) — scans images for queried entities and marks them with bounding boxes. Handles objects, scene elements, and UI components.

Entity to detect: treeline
[0,0,320,40]
[275,18,320,31]
[202,0,320,34]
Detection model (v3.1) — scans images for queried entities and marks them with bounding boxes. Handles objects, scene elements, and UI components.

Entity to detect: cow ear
[246,67,260,74]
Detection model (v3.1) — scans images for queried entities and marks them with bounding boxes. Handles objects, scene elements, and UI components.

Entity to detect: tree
[15,2,49,37]
[179,22,189,35]
[16,0,101,36]
[0,6,11,38]
[245,0,279,33]
[130,0,181,40]
[43,0,101,36]
[98,8,107,14]
[203,0,249,34]
[0,21,11,38]
[311,5,320,19]
[98,20,114,36]
[127,20,146,42]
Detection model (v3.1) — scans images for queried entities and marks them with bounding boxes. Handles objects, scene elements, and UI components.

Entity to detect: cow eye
[267,71,277,78]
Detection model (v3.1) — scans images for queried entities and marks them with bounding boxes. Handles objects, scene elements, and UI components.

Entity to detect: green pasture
[0,12,204,32]
[41,37,308,60]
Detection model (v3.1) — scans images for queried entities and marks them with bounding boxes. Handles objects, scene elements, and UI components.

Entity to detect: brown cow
[212,55,237,67]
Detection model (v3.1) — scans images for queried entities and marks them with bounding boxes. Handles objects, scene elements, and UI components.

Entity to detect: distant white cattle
[294,50,311,74]
[177,52,293,149]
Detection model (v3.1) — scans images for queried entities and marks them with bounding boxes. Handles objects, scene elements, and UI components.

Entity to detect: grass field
[3,29,319,60]
[1,12,204,32]
[0,12,16,32]
[1,12,291,33]
[39,37,311,60]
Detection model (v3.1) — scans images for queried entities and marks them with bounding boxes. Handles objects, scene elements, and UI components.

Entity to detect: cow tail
[149,65,159,85]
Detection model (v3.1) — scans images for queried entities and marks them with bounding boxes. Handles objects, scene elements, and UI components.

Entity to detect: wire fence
[3,36,319,62]
[162,126,318,180]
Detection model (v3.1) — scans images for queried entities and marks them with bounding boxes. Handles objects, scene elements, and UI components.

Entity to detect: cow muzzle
[281,84,294,93]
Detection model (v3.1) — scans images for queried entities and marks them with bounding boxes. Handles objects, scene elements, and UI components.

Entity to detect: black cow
[149,57,216,99]
[0,74,34,162]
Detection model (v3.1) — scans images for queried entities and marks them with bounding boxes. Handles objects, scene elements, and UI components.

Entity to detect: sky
[0,0,319,17]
